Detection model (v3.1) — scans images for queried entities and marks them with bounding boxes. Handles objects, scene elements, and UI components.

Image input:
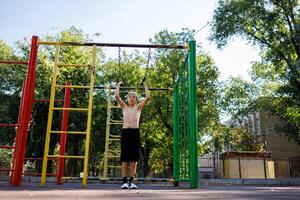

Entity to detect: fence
[198,154,300,179]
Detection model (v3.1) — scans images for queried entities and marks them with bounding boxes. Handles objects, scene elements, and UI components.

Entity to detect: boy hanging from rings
[115,82,150,189]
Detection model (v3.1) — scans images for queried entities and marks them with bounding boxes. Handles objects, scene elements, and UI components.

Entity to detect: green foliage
[211,0,300,143]
[203,125,264,153]
[0,148,13,172]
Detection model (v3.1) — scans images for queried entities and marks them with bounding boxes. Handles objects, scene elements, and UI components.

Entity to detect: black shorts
[120,128,141,162]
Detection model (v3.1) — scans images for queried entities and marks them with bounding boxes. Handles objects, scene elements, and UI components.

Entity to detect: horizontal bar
[110,119,123,123]
[22,172,55,176]
[55,85,90,89]
[109,122,123,125]
[25,157,58,160]
[109,134,120,138]
[34,99,64,102]
[38,41,188,49]
[107,155,120,158]
[0,168,13,171]
[48,155,85,159]
[111,106,121,109]
[109,150,120,154]
[62,176,82,180]
[50,130,87,135]
[109,138,120,141]
[0,146,15,149]
[0,123,19,127]
[95,86,172,91]
[57,63,91,67]
[52,107,88,112]
[0,61,28,65]
[108,165,122,168]
[178,178,190,182]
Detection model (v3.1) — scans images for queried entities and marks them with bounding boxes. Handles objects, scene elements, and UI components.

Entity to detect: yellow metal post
[102,90,112,179]
[41,45,60,185]
[82,45,96,187]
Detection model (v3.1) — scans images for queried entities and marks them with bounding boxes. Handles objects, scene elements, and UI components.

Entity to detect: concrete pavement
[0,182,299,200]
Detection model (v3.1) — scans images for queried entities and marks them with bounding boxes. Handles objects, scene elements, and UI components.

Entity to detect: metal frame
[1,37,198,188]
[173,40,198,189]
[39,41,188,49]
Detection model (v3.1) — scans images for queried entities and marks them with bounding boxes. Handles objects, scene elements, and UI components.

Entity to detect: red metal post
[11,36,39,186]
[56,82,70,184]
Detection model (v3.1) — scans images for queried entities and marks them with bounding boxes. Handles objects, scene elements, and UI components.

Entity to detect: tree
[210,0,300,143]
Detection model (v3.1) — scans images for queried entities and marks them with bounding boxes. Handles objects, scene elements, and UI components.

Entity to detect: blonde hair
[126,91,138,99]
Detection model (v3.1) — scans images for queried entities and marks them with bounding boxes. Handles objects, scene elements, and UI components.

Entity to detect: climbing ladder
[41,44,96,187]
[102,89,123,179]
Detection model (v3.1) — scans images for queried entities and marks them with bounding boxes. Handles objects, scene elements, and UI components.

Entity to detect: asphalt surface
[0,182,299,200]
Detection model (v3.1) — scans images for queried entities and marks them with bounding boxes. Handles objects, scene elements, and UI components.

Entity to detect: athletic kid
[115,82,150,189]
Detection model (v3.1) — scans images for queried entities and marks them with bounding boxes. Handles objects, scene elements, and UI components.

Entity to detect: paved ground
[0,182,299,200]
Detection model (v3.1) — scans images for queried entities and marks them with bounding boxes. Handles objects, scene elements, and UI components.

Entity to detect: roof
[220,151,271,159]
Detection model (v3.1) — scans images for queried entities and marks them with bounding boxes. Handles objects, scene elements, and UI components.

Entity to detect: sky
[0,0,260,81]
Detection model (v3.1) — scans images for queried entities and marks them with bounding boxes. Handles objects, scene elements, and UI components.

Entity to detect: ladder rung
[57,64,91,68]
[111,106,121,109]
[110,119,123,122]
[109,138,120,141]
[50,130,87,135]
[109,150,120,153]
[55,85,90,89]
[109,119,123,124]
[107,155,119,158]
[109,134,120,138]
[48,155,85,159]
[52,107,88,112]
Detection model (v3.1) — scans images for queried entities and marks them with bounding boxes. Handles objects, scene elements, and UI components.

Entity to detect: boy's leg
[130,161,137,177]
[122,162,128,177]
[129,161,138,189]
[121,162,129,189]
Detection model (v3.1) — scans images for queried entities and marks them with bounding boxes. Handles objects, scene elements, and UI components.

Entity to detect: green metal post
[173,85,179,186]
[188,40,198,188]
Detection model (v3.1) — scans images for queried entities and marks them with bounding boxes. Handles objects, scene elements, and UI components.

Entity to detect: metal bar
[94,86,172,91]
[0,146,16,149]
[172,84,179,186]
[107,166,122,168]
[103,90,111,179]
[82,45,96,187]
[23,172,55,176]
[109,138,120,141]
[34,99,64,102]
[187,40,198,189]
[57,64,90,67]
[25,157,58,160]
[41,44,60,186]
[50,130,86,135]
[11,36,38,187]
[52,107,88,112]
[48,155,85,159]
[0,168,14,171]
[55,85,90,89]
[57,81,71,185]
[39,41,188,49]
[10,80,25,185]
[0,123,19,127]
[0,61,28,65]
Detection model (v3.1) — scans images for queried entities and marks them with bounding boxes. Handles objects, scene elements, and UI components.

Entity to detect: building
[228,111,300,177]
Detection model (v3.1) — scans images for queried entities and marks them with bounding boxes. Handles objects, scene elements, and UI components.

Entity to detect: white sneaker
[121,182,129,189]
[129,182,138,189]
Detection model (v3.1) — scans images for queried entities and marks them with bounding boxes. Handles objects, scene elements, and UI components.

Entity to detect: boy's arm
[138,82,150,110]
[115,82,126,108]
